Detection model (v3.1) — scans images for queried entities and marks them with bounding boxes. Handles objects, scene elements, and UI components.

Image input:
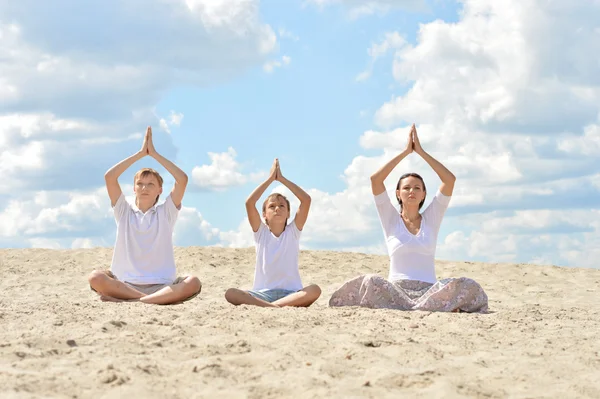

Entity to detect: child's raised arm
[276,162,311,231]
[245,159,278,232]
[145,127,188,208]
[104,131,148,206]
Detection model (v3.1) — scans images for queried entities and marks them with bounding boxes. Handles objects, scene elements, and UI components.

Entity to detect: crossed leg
[224,284,321,308]
[224,288,279,308]
[140,276,202,305]
[88,270,201,305]
[88,270,145,302]
[272,284,321,307]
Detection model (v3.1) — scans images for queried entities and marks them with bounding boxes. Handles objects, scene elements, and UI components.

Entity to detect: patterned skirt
[329,274,488,313]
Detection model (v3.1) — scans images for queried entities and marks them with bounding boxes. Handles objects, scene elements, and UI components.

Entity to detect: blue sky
[1,0,599,269]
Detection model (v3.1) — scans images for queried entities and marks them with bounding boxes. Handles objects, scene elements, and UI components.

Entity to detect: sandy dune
[1,247,599,398]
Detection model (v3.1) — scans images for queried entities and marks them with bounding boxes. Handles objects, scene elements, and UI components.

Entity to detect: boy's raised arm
[104,132,148,207]
[145,127,188,209]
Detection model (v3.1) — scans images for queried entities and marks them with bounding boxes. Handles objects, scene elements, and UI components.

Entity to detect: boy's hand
[146,127,158,157]
[275,159,283,181]
[140,128,150,156]
[268,158,278,182]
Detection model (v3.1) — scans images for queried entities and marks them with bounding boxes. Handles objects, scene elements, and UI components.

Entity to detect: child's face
[134,175,162,205]
[263,197,290,225]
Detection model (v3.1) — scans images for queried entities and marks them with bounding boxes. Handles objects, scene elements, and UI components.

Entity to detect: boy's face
[263,197,290,224]
[134,174,162,204]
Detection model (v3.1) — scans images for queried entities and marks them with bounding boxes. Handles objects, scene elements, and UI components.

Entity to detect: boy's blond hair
[134,168,163,205]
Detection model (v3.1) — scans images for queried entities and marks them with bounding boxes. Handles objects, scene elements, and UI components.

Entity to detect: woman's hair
[396,172,426,210]
[262,193,291,225]
[134,168,163,205]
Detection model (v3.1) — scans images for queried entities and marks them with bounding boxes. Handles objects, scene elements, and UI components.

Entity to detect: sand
[1,247,599,398]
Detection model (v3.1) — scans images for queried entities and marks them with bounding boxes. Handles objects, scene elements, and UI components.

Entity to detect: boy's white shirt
[110,193,179,284]
[252,220,303,291]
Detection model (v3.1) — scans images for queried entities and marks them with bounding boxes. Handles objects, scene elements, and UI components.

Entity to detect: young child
[225,159,321,308]
[88,127,202,305]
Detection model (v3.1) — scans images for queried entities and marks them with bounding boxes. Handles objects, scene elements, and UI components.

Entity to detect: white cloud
[219,219,255,248]
[174,206,222,246]
[437,209,600,268]
[263,55,292,73]
[375,3,600,131]
[356,32,406,81]
[191,147,264,191]
[0,0,277,193]
[0,188,110,242]
[158,111,184,134]
[557,123,600,155]
[169,111,184,127]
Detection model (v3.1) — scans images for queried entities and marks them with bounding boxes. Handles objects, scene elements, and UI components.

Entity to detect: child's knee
[225,288,243,304]
[185,276,202,294]
[88,270,109,288]
[307,284,322,299]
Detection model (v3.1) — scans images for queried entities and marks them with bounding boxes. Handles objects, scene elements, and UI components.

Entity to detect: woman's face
[396,176,426,208]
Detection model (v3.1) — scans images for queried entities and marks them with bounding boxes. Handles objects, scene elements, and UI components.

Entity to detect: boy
[88,127,201,304]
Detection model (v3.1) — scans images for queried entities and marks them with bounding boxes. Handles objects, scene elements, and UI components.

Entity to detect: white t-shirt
[374,189,451,284]
[110,193,179,284]
[252,221,303,291]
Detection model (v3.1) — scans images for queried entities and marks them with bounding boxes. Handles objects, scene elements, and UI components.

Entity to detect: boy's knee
[88,270,109,288]
[225,288,242,305]
[185,276,202,294]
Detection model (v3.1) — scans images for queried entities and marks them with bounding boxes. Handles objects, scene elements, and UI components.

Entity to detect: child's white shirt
[110,193,179,284]
[252,221,303,291]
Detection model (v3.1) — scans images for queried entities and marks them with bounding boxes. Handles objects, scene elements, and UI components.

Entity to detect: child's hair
[262,193,291,225]
[134,168,163,205]
[396,172,427,210]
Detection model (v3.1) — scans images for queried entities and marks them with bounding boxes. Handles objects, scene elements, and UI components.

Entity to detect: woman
[329,124,488,313]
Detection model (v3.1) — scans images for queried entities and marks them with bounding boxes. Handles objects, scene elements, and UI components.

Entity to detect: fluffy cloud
[263,55,292,73]
[191,147,264,191]
[356,32,406,81]
[0,188,112,246]
[0,0,277,193]
[438,209,600,268]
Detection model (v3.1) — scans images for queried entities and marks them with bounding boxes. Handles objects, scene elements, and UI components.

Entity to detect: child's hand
[275,159,283,181]
[146,127,158,157]
[140,128,150,156]
[269,158,278,182]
